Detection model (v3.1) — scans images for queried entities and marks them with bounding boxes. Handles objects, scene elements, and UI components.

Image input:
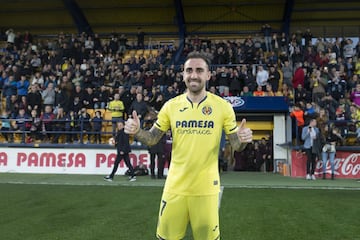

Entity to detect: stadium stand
[0,0,359,156]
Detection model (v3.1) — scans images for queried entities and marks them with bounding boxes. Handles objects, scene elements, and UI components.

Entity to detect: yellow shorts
[156,191,220,240]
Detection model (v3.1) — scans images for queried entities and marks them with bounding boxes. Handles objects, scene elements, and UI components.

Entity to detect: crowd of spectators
[0,26,360,148]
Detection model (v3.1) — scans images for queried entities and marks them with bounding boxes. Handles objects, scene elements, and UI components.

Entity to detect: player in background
[125,52,253,239]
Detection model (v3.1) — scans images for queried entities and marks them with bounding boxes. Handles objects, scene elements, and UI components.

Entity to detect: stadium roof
[0,0,359,38]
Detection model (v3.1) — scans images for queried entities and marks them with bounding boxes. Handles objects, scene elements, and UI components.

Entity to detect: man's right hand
[124,111,140,135]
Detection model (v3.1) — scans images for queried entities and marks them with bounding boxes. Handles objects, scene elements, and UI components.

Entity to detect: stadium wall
[0,148,168,175]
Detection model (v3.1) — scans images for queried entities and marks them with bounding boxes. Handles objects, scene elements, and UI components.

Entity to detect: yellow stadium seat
[136,49,144,55]
[143,49,151,57]
[151,49,159,57]
[86,109,95,118]
[103,110,113,125]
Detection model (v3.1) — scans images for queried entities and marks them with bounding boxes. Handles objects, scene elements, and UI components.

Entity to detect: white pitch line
[1,181,360,191]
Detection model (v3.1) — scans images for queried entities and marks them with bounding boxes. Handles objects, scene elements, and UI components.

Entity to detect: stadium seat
[103,110,113,126]
[86,109,95,118]
[143,49,151,58]
[136,49,144,55]
[151,49,159,57]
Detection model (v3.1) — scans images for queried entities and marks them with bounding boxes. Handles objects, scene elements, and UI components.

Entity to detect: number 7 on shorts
[160,200,167,216]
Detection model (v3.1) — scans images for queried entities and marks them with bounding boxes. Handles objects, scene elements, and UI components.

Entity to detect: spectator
[344,57,354,79]
[5,28,15,46]
[229,69,242,96]
[17,75,30,98]
[151,93,165,112]
[334,103,351,137]
[78,107,92,144]
[0,110,13,143]
[28,109,42,142]
[290,103,305,142]
[163,85,177,101]
[12,108,30,143]
[350,83,360,108]
[301,118,320,180]
[292,63,305,88]
[154,70,166,92]
[208,71,219,90]
[30,53,42,73]
[264,83,275,96]
[143,70,155,90]
[3,75,17,109]
[72,71,83,87]
[51,107,66,143]
[84,36,94,52]
[355,58,360,75]
[108,93,125,135]
[326,71,347,102]
[92,110,103,144]
[26,84,42,115]
[321,124,343,180]
[261,24,272,52]
[303,28,313,48]
[137,27,145,49]
[310,69,327,105]
[256,65,268,90]
[267,51,278,65]
[268,65,280,92]
[82,87,95,109]
[41,82,56,107]
[347,72,359,93]
[41,105,55,141]
[304,102,317,124]
[253,85,265,96]
[31,72,44,88]
[120,85,137,114]
[240,85,253,97]
[294,84,310,104]
[95,85,110,109]
[118,34,127,54]
[6,95,19,119]
[343,39,354,59]
[128,93,148,125]
[279,32,289,54]
[281,60,293,87]
[64,110,79,144]
[276,83,294,104]
[304,46,316,66]
[263,137,274,172]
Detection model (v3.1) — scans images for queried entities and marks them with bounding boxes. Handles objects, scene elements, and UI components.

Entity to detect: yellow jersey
[155,92,238,196]
[108,100,125,118]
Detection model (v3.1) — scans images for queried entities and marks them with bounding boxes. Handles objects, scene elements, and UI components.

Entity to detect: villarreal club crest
[202,106,212,116]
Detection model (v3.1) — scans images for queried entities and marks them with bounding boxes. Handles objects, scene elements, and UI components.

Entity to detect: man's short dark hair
[185,51,211,70]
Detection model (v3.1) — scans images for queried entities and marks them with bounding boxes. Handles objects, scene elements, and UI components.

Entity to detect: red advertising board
[291,150,360,179]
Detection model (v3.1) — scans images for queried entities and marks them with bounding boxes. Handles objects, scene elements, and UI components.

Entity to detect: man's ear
[206,71,211,81]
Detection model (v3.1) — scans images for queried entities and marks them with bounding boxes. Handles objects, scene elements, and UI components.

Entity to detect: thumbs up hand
[124,111,141,135]
[237,119,253,143]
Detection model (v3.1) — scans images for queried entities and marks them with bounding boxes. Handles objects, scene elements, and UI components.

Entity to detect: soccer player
[125,52,253,239]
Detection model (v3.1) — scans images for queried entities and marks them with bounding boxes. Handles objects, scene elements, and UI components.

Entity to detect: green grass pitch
[0,172,359,240]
